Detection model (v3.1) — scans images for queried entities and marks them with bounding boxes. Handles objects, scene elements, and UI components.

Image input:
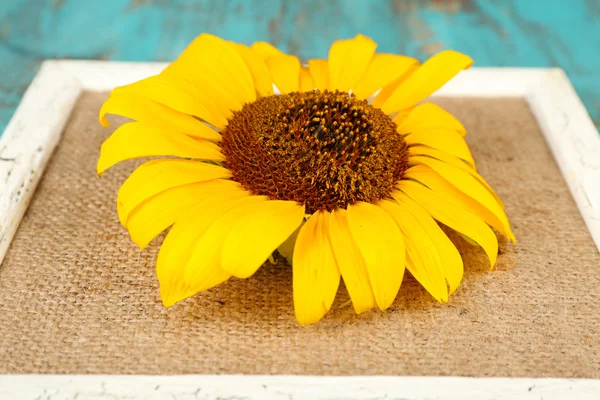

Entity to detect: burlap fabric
[0,93,598,377]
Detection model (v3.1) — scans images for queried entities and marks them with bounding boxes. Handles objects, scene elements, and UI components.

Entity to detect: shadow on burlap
[0,93,598,377]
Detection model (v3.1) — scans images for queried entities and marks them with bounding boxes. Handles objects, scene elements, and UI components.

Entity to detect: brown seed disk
[220,90,409,214]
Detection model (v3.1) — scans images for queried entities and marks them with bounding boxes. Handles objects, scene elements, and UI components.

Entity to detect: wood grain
[0,0,598,134]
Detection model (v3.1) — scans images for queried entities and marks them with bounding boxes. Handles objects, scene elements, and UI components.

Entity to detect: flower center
[220,90,409,213]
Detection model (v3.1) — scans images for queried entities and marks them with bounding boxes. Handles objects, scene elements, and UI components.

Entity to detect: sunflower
[97,34,514,325]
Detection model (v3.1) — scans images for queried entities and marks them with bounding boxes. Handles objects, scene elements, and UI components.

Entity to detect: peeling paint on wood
[0,0,599,133]
[1,375,600,400]
[0,62,81,265]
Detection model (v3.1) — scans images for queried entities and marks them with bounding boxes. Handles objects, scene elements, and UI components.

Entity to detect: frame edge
[0,61,82,264]
[525,68,600,249]
[1,375,600,400]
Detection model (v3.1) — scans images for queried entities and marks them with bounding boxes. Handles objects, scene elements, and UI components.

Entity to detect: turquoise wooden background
[1,0,599,135]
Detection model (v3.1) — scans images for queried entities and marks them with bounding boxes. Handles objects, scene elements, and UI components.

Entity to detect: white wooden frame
[1,375,600,399]
[1,61,599,399]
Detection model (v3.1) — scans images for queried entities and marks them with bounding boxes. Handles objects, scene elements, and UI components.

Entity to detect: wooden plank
[0,0,599,134]
[1,375,600,400]
[0,62,81,264]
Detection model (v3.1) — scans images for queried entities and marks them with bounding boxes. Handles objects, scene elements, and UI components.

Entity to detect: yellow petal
[158,193,261,279]
[397,179,498,266]
[221,200,305,279]
[329,208,376,314]
[251,41,284,60]
[407,158,514,242]
[99,94,221,142]
[293,211,341,325]
[162,268,230,309]
[369,65,421,108]
[182,196,272,286]
[116,158,231,224]
[327,34,377,91]
[233,43,274,97]
[378,200,448,302]
[409,146,504,207]
[405,130,475,167]
[390,193,463,294]
[308,59,328,90]
[299,67,315,92]
[157,194,265,307]
[127,180,247,249]
[346,202,405,310]
[111,75,228,129]
[159,69,240,120]
[166,33,255,104]
[266,55,301,94]
[97,122,224,175]
[376,50,474,114]
[394,102,466,137]
[352,53,420,100]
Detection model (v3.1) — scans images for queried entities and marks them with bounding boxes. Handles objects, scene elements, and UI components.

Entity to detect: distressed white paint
[1,62,600,397]
[525,69,600,249]
[0,375,599,400]
[0,62,81,262]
